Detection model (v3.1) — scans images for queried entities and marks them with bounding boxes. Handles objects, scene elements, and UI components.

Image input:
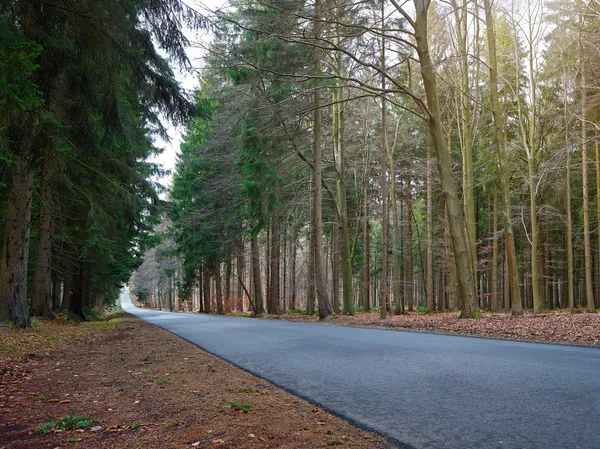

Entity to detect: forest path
[121,291,600,449]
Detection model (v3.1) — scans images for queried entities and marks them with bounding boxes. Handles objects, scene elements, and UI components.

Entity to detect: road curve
[121,291,600,449]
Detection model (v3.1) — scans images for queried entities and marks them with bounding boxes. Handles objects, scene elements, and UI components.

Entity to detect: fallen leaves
[0,316,385,449]
[279,310,600,346]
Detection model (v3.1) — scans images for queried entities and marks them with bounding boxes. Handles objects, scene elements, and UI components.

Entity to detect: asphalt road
[121,291,600,449]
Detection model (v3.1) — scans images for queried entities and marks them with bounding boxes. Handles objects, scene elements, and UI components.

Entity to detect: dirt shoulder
[0,315,386,449]
[260,310,600,347]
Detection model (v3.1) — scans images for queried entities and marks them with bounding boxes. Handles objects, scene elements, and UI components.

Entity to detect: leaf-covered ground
[0,315,387,448]
[271,310,600,347]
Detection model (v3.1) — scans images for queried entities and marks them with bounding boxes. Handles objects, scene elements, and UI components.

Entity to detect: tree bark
[413,0,478,317]
[251,235,263,314]
[269,212,280,314]
[581,69,595,313]
[483,0,522,314]
[379,0,389,319]
[203,264,211,314]
[313,0,332,319]
[32,156,58,318]
[426,143,434,313]
[0,156,34,328]
[216,263,224,314]
[406,172,413,312]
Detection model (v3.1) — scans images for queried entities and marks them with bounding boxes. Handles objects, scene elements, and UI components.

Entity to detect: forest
[0,0,202,327]
[132,0,600,321]
[3,0,600,328]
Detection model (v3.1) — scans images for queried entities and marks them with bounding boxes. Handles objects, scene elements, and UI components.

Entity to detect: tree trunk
[332,221,341,314]
[236,248,244,312]
[363,199,370,313]
[413,0,478,318]
[197,268,204,313]
[251,235,263,314]
[492,190,499,312]
[452,0,477,295]
[216,264,224,314]
[389,120,404,315]
[61,260,73,310]
[406,173,413,312]
[0,157,34,328]
[32,156,58,318]
[225,258,232,310]
[379,0,389,320]
[312,0,332,319]
[483,0,521,315]
[269,212,280,314]
[291,237,297,310]
[426,143,434,313]
[581,70,595,313]
[203,264,211,314]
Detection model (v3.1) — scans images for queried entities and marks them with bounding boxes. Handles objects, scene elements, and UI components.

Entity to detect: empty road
[121,291,600,449]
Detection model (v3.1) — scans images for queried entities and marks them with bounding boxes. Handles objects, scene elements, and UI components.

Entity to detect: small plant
[415,304,428,313]
[140,354,162,363]
[290,307,306,315]
[155,378,169,387]
[179,407,187,412]
[328,440,342,446]
[237,387,255,393]
[131,423,140,430]
[171,370,183,374]
[37,415,99,434]
[225,401,253,413]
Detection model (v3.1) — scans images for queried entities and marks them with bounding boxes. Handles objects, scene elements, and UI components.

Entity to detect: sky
[149,0,225,190]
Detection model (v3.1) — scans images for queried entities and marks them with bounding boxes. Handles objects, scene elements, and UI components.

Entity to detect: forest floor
[0,314,387,449]
[259,309,600,347]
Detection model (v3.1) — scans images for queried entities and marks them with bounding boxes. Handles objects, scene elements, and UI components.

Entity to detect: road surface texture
[121,291,600,449]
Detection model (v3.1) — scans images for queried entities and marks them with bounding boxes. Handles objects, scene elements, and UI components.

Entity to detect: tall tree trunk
[379,0,389,319]
[197,268,204,313]
[492,190,499,312]
[203,264,211,314]
[426,143,434,313]
[0,157,34,328]
[61,260,73,310]
[581,70,596,313]
[236,248,244,312]
[332,221,341,314]
[452,0,477,293]
[331,10,354,316]
[32,156,58,318]
[389,119,404,315]
[596,136,600,308]
[363,198,370,312]
[269,212,280,314]
[52,273,62,310]
[484,0,522,314]
[313,0,332,319]
[291,237,297,310]
[251,235,263,314]
[216,264,224,315]
[406,173,413,312]
[307,202,316,315]
[225,258,232,310]
[413,0,478,317]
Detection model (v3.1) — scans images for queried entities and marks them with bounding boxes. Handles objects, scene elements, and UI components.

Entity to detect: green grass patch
[225,401,253,413]
[37,415,99,434]
[155,378,169,387]
[237,387,255,393]
[84,318,121,330]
